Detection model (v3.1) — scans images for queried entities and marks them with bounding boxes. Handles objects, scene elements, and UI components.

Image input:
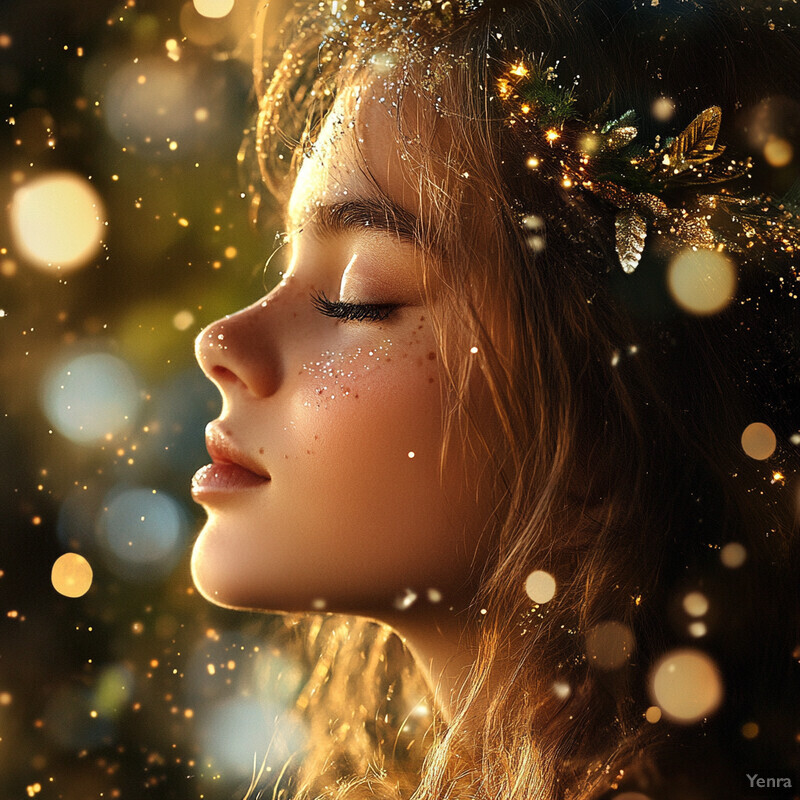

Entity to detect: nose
[195,293,284,399]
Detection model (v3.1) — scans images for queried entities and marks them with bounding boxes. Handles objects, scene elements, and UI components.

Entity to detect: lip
[192,425,271,501]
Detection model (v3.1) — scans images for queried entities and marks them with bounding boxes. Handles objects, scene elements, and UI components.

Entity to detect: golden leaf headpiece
[495,58,800,277]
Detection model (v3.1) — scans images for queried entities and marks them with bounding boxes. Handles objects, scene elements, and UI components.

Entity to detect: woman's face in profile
[191,75,496,615]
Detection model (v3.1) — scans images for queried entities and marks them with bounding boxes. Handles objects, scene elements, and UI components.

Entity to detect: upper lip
[205,423,271,480]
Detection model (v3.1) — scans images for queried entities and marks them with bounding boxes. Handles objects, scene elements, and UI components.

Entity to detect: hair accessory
[496,58,800,276]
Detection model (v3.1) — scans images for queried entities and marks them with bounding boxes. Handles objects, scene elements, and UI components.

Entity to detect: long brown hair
[249,1,800,797]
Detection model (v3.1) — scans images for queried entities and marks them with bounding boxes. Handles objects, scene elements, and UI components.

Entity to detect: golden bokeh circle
[51,553,93,598]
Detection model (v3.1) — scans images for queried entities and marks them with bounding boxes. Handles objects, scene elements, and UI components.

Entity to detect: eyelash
[309,289,398,323]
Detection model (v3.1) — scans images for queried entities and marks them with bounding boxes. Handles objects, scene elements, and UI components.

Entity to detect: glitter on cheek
[299,341,394,408]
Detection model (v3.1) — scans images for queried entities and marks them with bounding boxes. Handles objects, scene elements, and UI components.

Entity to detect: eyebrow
[288,198,430,251]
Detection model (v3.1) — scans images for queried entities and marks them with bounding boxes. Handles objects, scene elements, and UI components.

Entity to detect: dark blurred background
[0,1,303,798]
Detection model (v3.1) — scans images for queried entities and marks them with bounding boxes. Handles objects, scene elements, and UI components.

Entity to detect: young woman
[191,0,800,797]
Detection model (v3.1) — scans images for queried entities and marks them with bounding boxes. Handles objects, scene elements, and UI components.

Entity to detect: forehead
[286,70,446,231]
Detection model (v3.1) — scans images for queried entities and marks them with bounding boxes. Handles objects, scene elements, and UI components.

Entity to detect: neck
[371,605,477,723]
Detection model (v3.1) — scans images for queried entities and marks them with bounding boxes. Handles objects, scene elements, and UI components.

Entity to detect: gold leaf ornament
[601,109,639,150]
[615,209,648,273]
[665,106,726,172]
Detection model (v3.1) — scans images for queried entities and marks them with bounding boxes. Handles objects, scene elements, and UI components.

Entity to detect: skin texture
[191,75,498,712]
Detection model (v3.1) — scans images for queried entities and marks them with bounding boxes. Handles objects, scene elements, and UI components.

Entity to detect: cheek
[294,325,441,486]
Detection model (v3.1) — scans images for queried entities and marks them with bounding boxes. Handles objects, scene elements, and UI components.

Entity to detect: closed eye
[309,289,398,323]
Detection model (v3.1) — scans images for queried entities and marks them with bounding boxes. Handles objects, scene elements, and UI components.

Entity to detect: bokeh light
[524,570,557,604]
[9,173,106,272]
[742,721,760,739]
[645,705,662,723]
[585,620,635,670]
[51,553,93,598]
[104,58,196,154]
[649,648,724,723]
[688,621,707,638]
[652,96,675,121]
[40,353,140,444]
[763,136,793,167]
[741,422,777,460]
[720,541,747,568]
[666,248,737,315]
[193,0,235,18]
[198,697,308,779]
[93,664,135,719]
[180,2,231,47]
[682,591,708,617]
[97,487,187,581]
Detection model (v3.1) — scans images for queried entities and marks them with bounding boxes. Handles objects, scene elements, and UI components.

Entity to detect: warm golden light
[526,156,540,169]
[9,173,106,272]
[666,248,737,315]
[741,422,777,460]
[763,136,793,167]
[524,570,556,604]
[688,621,707,638]
[173,309,195,331]
[742,721,759,739]
[649,648,723,723]
[51,553,93,598]
[192,0,234,18]
[510,63,528,77]
[578,134,600,154]
[645,705,662,723]
[720,541,747,568]
[682,591,708,617]
[652,96,676,122]
[545,129,560,143]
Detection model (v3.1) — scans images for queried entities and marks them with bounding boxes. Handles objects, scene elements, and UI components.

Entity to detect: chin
[190,529,312,613]
[190,529,254,610]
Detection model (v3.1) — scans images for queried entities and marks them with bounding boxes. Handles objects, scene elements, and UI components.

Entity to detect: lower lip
[191,463,270,499]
